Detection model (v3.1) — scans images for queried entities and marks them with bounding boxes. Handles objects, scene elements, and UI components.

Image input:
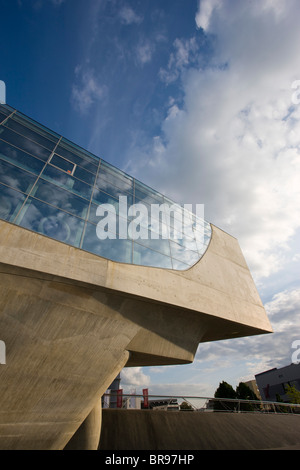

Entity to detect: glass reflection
[170,241,200,266]
[4,118,57,150]
[97,163,133,194]
[17,197,84,246]
[0,183,26,222]
[56,143,98,174]
[32,180,89,219]
[41,165,92,200]
[133,242,172,269]
[0,159,36,194]
[82,222,132,263]
[0,140,45,174]
[0,126,51,161]
[74,165,96,186]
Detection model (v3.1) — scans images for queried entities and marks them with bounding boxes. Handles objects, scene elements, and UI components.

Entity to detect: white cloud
[121,367,150,391]
[118,5,143,25]
[135,41,153,65]
[159,37,200,84]
[129,0,300,282]
[71,66,107,114]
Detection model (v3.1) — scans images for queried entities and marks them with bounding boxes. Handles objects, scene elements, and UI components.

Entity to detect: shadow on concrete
[99,409,300,450]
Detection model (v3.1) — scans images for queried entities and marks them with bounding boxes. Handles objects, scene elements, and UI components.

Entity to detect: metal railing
[102,393,300,414]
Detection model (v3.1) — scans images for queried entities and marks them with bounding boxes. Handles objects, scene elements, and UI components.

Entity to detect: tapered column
[64,399,102,450]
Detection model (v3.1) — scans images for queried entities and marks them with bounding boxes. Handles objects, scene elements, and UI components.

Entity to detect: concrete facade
[0,219,272,449]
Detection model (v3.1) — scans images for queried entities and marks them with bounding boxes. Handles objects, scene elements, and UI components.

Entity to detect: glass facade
[0,104,211,270]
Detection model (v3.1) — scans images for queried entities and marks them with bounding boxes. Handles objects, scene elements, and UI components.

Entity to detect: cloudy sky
[1,0,300,399]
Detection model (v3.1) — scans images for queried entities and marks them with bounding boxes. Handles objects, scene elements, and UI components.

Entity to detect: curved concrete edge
[99,410,300,450]
[64,399,102,450]
[0,219,272,449]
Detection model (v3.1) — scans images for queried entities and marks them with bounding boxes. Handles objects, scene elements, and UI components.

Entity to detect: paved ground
[99,409,300,450]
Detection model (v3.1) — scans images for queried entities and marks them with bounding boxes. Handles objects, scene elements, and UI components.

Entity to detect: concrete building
[244,379,262,400]
[0,103,272,449]
[255,364,300,402]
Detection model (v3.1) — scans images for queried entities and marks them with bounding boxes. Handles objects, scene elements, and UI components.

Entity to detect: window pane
[50,154,75,174]
[134,185,164,207]
[0,105,12,118]
[55,143,98,173]
[82,222,132,263]
[0,140,45,174]
[92,189,133,214]
[170,241,200,266]
[0,183,26,222]
[16,198,84,247]
[41,165,92,200]
[97,163,133,193]
[131,230,171,256]
[74,165,96,185]
[0,111,10,123]
[32,180,89,219]
[0,159,37,194]
[133,242,172,269]
[171,258,190,271]
[4,118,57,150]
[0,127,51,161]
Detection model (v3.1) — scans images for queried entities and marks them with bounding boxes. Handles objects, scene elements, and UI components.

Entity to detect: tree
[214,381,237,411]
[285,384,300,404]
[236,382,259,411]
[180,401,193,411]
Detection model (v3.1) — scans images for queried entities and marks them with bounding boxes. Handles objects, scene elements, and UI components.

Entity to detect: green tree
[214,381,237,411]
[180,401,193,411]
[285,384,300,404]
[236,382,259,411]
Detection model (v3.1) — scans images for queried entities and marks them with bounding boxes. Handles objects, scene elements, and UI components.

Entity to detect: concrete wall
[99,409,300,450]
[0,220,272,449]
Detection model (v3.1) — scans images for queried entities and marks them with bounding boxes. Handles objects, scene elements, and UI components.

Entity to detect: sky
[1,0,300,400]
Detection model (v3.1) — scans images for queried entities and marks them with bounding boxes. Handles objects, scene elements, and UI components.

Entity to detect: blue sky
[1,0,300,399]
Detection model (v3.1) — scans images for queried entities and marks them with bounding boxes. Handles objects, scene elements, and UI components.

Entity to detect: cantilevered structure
[0,104,272,450]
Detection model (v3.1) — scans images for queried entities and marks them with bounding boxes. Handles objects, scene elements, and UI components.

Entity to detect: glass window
[88,201,130,241]
[41,165,92,201]
[55,143,98,174]
[16,197,84,247]
[32,179,89,220]
[82,222,133,263]
[130,227,171,256]
[92,189,133,215]
[134,183,164,207]
[0,140,45,175]
[0,126,51,161]
[74,165,96,186]
[170,233,198,252]
[170,241,200,266]
[4,117,57,150]
[0,105,13,118]
[49,154,76,175]
[133,242,172,269]
[0,159,37,194]
[0,183,26,222]
[0,111,10,124]
[97,163,133,194]
[171,258,190,271]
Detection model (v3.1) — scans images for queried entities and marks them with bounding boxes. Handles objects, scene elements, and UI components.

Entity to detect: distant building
[255,364,300,402]
[244,379,262,400]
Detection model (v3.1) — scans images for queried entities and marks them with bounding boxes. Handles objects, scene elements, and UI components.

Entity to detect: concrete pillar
[64,399,102,450]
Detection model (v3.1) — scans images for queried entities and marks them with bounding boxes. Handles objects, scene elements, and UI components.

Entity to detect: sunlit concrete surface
[0,220,272,449]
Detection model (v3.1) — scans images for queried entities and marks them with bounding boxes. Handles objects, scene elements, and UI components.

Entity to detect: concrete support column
[64,399,102,450]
